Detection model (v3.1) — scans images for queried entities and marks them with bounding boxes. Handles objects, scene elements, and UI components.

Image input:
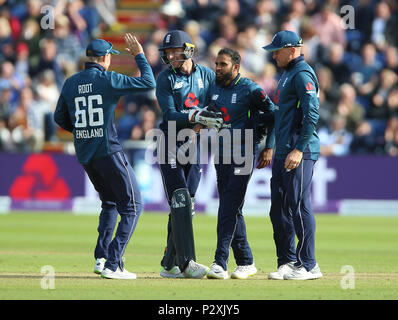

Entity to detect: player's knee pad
[170,188,196,264]
[171,188,192,212]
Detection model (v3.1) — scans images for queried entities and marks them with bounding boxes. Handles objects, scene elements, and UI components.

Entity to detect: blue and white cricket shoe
[207,263,229,279]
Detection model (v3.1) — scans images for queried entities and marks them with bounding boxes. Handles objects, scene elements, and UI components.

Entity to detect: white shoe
[160,266,184,278]
[268,262,296,280]
[183,260,210,279]
[94,258,106,274]
[207,263,229,279]
[231,263,257,279]
[283,263,323,280]
[101,267,137,279]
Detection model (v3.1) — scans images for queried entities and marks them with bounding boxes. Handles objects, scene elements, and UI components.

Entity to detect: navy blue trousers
[83,151,142,272]
[269,158,316,271]
[213,157,255,271]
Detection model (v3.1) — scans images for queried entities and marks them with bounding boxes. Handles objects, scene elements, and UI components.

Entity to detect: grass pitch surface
[0,212,397,300]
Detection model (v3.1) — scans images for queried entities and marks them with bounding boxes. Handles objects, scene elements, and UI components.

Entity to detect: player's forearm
[134,54,156,89]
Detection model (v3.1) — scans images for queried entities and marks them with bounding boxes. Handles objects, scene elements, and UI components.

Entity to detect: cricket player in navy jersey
[156,30,223,279]
[54,34,156,279]
[257,30,323,280]
[206,48,274,280]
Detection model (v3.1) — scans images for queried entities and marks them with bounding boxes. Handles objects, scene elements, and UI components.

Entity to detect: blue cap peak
[86,39,119,57]
[263,30,303,52]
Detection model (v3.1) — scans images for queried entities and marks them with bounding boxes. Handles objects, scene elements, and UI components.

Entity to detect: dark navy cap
[86,39,119,57]
[263,30,303,52]
[159,30,195,51]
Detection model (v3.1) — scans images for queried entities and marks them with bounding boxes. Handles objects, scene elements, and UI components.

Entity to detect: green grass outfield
[0,212,397,300]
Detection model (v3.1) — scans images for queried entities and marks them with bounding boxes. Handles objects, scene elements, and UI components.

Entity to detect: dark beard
[216,70,233,86]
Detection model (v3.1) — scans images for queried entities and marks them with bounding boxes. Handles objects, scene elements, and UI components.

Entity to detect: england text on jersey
[75,128,104,139]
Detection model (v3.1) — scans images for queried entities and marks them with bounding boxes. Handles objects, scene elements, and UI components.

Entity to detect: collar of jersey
[285,54,304,71]
[223,73,241,88]
[85,62,105,72]
[170,60,197,76]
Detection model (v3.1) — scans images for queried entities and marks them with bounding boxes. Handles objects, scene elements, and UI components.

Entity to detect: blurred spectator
[131,108,157,141]
[311,3,346,49]
[352,43,383,110]
[158,0,186,30]
[184,20,207,63]
[324,43,351,84]
[20,18,41,71]
[0,16,14,63]
[14,42,30,80]
[31,38,64,90]
[316,66,340,127]
[254,0,278,36]
[384,3,398,47]
[8,87,45,152]
[300,16,322,67]
[384,45,398,73]
[53,15,83,74]
[34,69,59,141]
[336,83,365,134]
[371,1,392,51]
[319,114,353,156]
[0,60,25,112]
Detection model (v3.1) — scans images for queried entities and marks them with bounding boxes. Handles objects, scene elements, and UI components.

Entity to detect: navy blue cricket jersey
[54,54,156,164]
[156,63,215,133]
[209,74,274,158]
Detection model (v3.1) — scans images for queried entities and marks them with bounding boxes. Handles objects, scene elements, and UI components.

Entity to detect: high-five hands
[124,33,144,56]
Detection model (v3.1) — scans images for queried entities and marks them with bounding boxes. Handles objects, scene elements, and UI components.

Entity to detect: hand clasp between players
[189,109,224,130]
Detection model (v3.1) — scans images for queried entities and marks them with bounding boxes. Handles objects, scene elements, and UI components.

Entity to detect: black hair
[217,48,241,66]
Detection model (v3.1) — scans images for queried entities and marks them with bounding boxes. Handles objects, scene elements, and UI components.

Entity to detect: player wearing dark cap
[54,34,156,279]
[258,30,323,280]
[156,30,223,279]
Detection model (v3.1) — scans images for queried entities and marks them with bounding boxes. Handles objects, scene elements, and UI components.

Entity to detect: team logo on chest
[231,93,237,104]
[174,81,183,89]
[197,78,204,88]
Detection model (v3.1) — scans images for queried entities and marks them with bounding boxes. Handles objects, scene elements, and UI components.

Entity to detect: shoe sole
[283,273,323,280]
[160,272,184,279]
[101,273,137,280]
[94,269,103,275]
[207,272,228,279]
[268,274,285,280]
[231,272,256,279]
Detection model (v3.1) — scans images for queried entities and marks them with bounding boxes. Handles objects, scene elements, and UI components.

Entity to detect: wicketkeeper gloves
[188,108,223,130]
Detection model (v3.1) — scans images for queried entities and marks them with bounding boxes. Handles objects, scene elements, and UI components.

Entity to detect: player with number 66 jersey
[54,35,155,280]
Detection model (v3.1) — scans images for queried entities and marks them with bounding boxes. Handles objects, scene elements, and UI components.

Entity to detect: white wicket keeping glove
[188,109,223,130]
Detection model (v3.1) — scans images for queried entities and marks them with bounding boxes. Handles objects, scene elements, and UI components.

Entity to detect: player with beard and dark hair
[206,48,274,279]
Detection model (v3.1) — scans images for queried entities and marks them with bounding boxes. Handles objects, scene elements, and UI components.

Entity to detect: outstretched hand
[124,33,144,56]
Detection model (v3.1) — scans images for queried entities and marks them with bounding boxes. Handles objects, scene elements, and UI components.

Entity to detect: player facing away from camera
[156,30,223,279]
[54,34,156,279]
[206,48,274,280]
[258,30,323,280]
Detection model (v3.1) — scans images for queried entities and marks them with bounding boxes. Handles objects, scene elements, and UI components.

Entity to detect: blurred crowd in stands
[1,0,398,157]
